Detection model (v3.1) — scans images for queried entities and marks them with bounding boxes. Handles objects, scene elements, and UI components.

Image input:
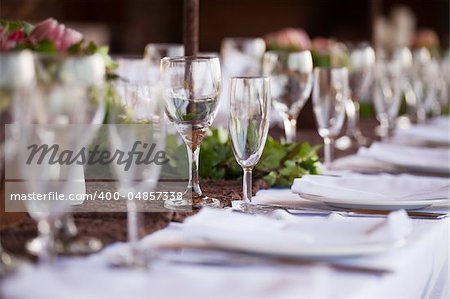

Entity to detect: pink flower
[59,28,83,51]
[414,28,439,49]
[0,27,26,51]
[29,18,83,51]
[265,28,311,51]
[8,30,26,43]
[311,37,336,54]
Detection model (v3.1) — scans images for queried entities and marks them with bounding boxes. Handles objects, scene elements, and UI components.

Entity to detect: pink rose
[29,18,83,51]
[265,28,311,51]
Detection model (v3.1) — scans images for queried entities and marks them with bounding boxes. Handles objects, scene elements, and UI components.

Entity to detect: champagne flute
[262,50,313,143]
[108,73,165,268]
[312,67,347,168]
[336,43,375,149]
[0,51,34,275]
[160,56,222,209]
[372,61,402,141]
[229,77,271,210]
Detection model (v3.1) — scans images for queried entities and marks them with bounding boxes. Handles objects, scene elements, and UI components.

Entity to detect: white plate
[298,192,450,211]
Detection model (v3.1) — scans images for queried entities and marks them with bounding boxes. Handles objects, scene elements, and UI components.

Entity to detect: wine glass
[421,59,442,116]
[437,54,450,110]
[221,37,266,76]
[108,72,165,268]
[412,47,432,124]
[0,51,35,275]
[160,56,222,209]
[312,67,347,168]
[390,47,417,124]
[144,43,184,66]
[229,77,271,211]
[17,54,106,264]
[262,50,313,143]
[372,61,402,141]
[143,44,184,82]
[336,43,375,149]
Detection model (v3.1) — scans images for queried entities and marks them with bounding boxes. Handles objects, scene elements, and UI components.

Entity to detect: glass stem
[127,200,140,261]
[345,98,360,137]
[242,167,252,203]
[324,137,334,169]
[283,117,297,143]
[37,218,56,265]
[380,118,390,142]
[186,144,202,197]
[417,107,427,124]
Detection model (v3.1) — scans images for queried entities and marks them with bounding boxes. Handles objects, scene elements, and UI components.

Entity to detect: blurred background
[0,0,448,55]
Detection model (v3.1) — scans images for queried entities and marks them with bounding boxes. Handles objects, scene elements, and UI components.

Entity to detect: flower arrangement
[264,28,349,67]
[264,27,311,51]
[0,18,117,74]
[413,28,440,57]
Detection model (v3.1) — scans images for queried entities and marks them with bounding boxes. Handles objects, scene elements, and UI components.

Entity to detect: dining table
[1,117,449,299]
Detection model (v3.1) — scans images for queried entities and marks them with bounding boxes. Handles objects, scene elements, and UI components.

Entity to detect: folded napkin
[360,143,450,172]
[291,174,450,202]
[393,124,450,146]
[429,116,450,128]
[332,142,450,174]
[148,208,412,254]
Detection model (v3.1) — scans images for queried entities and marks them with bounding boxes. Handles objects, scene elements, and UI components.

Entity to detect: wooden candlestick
[184,0,199,56]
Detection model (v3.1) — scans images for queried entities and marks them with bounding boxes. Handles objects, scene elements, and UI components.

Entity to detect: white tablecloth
[2,189,449,299]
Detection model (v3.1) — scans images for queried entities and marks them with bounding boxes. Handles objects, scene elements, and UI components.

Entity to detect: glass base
[335,132,370,150]
[0,250,29,277]
[231,201,266,214]
[164,195,221,210]
[26,236,103,256]
[108,247,150,269]
[236,202,258,213]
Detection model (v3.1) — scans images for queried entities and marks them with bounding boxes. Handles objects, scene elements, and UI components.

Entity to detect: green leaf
[0,20,34,35]
[360,102,375,119]
[68,40,83,54]
[256,136,286,172]
[33,40,57,53]
[198,128,322,187]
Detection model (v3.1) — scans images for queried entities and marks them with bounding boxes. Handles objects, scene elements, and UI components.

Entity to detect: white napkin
[429,116,450,128]
[291,174,450,202]
[393,124,450,146]
[148,208,412,252]
[331,142,450,174]
[360,143,450,172]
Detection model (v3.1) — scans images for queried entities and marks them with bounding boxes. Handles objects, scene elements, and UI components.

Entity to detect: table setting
[0,1,449,298]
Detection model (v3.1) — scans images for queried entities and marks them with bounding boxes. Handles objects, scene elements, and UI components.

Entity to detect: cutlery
[256,204,448,219]
[346,209,448,219]
[157,248,392,276]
